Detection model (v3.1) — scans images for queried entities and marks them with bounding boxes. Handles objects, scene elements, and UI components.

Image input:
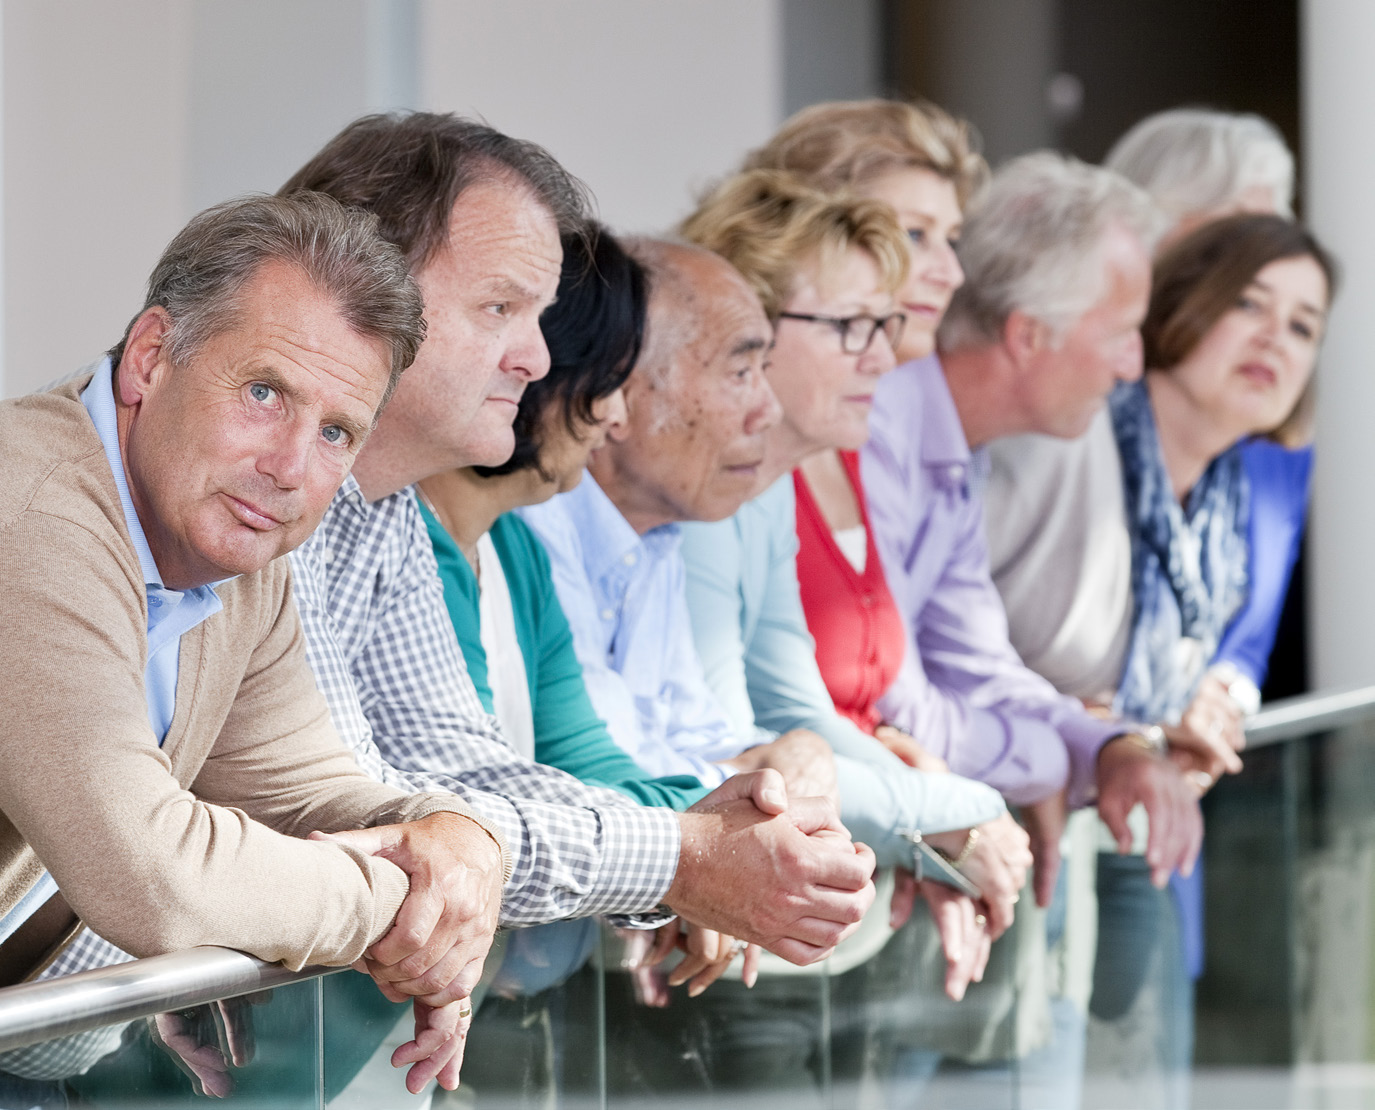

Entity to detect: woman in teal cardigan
[416,225,756,1006]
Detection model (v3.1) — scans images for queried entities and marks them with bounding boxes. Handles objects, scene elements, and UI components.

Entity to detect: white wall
[419,0,783,237]
[1304,0,1375,689]
[3,0,191,396]
[0,0,879,398]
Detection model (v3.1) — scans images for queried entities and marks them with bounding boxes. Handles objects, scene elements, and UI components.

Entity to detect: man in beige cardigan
[0,192,509,1093]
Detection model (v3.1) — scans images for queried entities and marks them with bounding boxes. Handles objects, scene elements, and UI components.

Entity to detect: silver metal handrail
[0,947,339,1052]
[1244,684,1375,748]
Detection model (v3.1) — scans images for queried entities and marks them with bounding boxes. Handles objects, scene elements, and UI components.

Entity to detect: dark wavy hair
[474,223,647,479]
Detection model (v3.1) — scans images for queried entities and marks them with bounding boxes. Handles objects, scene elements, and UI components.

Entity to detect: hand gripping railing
[0,946,341,1053]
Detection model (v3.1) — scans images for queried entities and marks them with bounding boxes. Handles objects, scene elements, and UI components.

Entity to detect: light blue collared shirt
[0,360,225,946]
[80,356,225,742]
[518,474,749,788]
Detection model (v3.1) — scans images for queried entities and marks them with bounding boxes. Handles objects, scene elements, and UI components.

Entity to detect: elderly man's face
[119,260,391,590]
[386,177,561,471]
[1022,223,1151,438]
[599,252,780,530]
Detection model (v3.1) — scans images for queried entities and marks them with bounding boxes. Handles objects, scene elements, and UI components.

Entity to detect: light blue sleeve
[681,482,1005,866]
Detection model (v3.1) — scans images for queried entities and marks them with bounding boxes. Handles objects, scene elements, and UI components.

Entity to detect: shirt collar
[560,472,680,587]
[80,356,165,590]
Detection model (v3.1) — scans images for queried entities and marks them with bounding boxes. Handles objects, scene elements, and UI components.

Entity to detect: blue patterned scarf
[1111,380,1250,724]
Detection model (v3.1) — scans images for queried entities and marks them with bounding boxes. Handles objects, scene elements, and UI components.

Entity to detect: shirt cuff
[1060,713,1128,810]
[572,804,681,918]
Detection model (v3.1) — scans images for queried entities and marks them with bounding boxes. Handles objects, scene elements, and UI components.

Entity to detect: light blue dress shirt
[518,474,748,788]
[523,473,1006,869]
[0,360,224,946]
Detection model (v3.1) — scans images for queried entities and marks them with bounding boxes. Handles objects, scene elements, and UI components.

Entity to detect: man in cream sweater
[0,192,508,1094]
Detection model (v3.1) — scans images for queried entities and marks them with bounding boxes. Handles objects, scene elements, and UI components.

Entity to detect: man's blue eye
[250,383,274,403]
[321,425,346,445]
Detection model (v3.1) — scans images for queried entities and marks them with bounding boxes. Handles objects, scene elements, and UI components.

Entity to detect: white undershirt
[832,525,867,573]
[476,532,535,760]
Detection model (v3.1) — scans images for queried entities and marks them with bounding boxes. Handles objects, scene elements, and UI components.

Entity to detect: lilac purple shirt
[861,355,1122,807]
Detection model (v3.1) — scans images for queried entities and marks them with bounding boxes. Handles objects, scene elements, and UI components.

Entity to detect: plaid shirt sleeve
[287,486,681,926]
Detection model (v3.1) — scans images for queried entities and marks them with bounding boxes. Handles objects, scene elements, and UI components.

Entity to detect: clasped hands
[310,810,506,1093]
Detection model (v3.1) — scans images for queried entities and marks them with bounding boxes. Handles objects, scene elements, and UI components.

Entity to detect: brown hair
[745,98,988,209]
[1144,213,1337,445]
[679,168,908,320]
[280,111,589,270]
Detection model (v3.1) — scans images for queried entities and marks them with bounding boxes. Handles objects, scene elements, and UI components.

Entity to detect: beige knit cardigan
[0,380,508,975]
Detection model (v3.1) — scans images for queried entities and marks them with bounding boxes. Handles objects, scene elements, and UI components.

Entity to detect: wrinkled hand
[1163,675,1246,791]
[874,724,949,773]
[1097,737,1203,888]
[722,730,839,809]
[392,999,472,1094]
[667,769,876,966]
[151,993,271,1098]
[639,919,760,998]
[920,882,991,1002]
[310,811,504,1006]
[1020,790,1068,908]
[925,814,1030,937]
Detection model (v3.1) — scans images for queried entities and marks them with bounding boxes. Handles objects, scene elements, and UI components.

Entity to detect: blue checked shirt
[287,479,682,926]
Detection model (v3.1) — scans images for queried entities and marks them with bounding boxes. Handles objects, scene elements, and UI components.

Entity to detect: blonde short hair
[679,168,909,319]
[745,98,989,209]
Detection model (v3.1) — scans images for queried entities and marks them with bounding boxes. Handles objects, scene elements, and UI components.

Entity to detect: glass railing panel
[1084,692,1375,1109]
[600,925,831,1109]
[830,857,1088,1110]
[447,921,604,1110]
[0,974,323,1109]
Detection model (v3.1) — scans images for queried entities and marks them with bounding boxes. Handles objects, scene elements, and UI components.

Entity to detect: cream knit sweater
[0,380,507,976]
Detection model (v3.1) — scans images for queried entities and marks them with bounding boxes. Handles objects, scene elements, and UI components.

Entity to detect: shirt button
[623,552,638,567]
[600,608,615,621]
[322,548,335,564]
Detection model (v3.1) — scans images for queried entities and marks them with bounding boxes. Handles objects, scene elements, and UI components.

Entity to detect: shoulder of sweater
[0,387,118,532]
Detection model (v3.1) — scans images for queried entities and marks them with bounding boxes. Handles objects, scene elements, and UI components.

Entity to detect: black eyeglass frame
[775,310,908,355]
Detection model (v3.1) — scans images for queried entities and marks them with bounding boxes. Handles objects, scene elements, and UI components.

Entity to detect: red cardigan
[793,450,907,734]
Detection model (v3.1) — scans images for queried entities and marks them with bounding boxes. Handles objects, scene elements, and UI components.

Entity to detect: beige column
[1304,0,1375,689]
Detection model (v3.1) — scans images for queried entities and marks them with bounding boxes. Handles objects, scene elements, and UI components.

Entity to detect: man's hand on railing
[392,998,472,1094]
[665,769,877,966]
[1097,736,1204,888]
[309,811,504,1006]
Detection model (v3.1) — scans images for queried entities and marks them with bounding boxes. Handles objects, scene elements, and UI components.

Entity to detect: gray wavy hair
[1105,108,1294,227]
[939,152,1164,351]
[112,192,425,408]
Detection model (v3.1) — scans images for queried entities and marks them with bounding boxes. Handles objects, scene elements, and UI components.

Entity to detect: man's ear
[1003,309,1049,370]
[116,307,173,407]
[604,371,647,444]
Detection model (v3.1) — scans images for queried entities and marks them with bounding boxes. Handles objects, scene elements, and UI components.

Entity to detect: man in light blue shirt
[521,240,1008,872]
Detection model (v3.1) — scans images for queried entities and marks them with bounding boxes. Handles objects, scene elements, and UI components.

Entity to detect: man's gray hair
[1105,108,1295,227]
[112,192,425,407]
[939,152,1164,351]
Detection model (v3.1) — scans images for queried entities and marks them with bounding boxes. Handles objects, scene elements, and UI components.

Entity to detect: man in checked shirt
[279,113,877,974]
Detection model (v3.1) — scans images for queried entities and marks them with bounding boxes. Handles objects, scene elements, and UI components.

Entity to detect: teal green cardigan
[422,503,709,810]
